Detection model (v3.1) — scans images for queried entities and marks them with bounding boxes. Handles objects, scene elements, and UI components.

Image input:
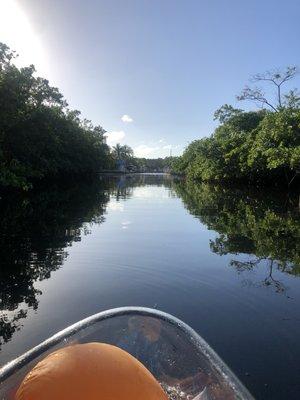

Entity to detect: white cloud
[134,143,182,158]
[133,145,160,158]
[105,130,125,146]
[121,114,133,123]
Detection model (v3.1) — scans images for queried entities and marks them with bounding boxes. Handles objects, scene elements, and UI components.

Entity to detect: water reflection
[107,173,174,200]
[0,179,111,349]
[174,181,300,293]
[0,174,176,350]
[1,174,300,399]
[2,175,300,359]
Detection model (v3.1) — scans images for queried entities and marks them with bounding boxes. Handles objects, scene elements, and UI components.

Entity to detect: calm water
[1,174,300,399]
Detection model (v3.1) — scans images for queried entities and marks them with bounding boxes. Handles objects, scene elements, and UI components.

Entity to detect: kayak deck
[0,307,254,399]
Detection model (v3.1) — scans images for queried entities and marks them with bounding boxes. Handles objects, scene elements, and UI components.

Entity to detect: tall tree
[237,66,299,111]
[112,144,133,160]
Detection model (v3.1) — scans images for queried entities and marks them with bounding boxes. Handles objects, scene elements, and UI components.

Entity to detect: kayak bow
[0,307,254,400]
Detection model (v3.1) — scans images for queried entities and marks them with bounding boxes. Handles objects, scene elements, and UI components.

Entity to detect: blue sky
[1,0,300,157]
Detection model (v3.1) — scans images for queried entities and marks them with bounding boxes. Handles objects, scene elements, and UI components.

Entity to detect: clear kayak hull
[0,307,254,399]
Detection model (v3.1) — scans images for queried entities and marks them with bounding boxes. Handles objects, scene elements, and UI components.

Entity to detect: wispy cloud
[105,130,125,146]
[121,114,133,123]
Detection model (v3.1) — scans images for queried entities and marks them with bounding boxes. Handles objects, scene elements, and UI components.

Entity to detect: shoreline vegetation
[0,42,176,191]
[0,42,114,190]
[171,67,300,189]
[1,41,299,191]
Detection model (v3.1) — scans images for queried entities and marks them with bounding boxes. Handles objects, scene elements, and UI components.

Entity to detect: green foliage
[174,107,300,185]
[284,89,300,109]
[134,156,175,172]
[174,110,269,182]
[248,110,300,184]
[0,42,112,189]
[213,104,243,123]
[112,143,134,161]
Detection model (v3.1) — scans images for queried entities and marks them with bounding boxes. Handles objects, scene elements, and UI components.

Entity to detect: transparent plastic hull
[0,307,254,399]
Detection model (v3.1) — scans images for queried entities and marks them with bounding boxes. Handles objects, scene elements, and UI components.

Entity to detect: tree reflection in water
[3,175,298,355]
[0,178,111,349]
[107,173,175,200]
[174,181,300,294]
[0,174,176,351]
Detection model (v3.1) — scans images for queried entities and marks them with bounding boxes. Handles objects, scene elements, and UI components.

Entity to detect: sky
[0,0,300,158]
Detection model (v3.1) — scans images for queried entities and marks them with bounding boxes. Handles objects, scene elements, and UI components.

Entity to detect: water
[0,174,300,399]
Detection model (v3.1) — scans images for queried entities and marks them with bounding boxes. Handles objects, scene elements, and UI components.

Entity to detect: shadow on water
[173,181,300,295]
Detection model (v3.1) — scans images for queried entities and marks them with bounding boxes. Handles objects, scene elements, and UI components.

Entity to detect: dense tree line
[133,156,175,172]
[0,42,114,190]
[172,67,300,187]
